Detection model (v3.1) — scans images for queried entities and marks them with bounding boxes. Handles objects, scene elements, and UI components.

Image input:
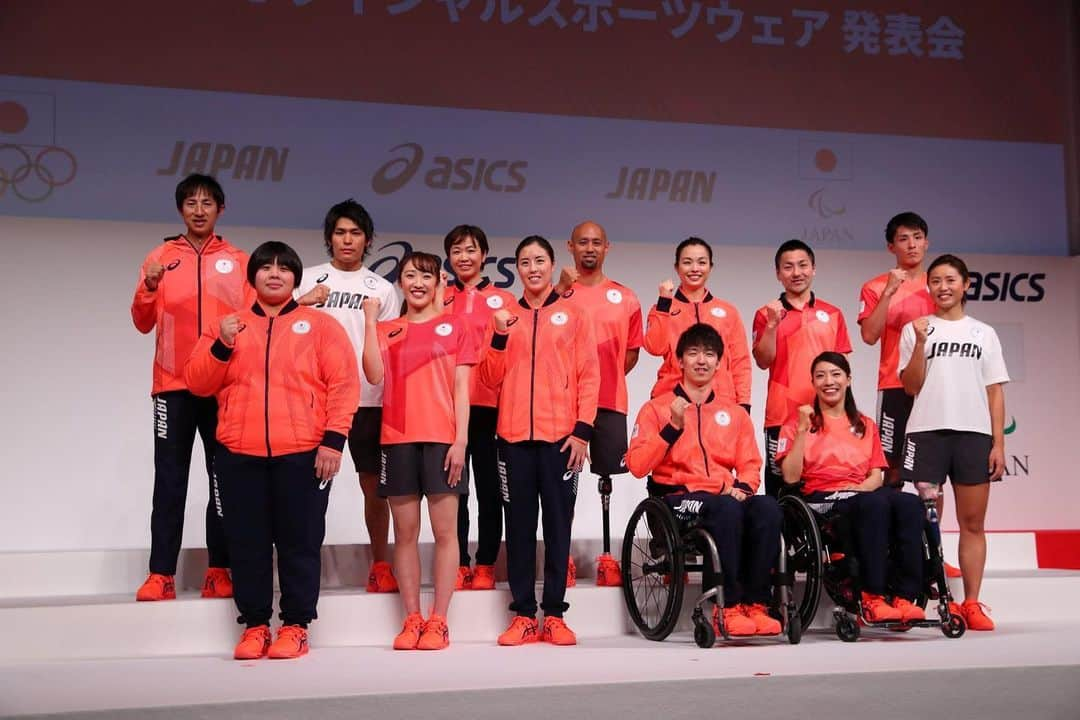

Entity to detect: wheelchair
[620,486,802,648]
[777,489,967,641]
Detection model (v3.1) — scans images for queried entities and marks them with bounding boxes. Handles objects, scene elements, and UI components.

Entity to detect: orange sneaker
[393,612,425,650]
[944,562,963,578]
[595,553,622,586]
[541,617,577,645]
[201,567,233,598]
[861,592,903,622]
[566,556,577,588]
[417,614,450,650]
[268,625,309,659]
[715,605,757,637]
[891,597,926,622]
[498,616,539,646]
[366,561,399,593]
[743,603,782,635]
[136,573,176,601]
[455,566,473,590]
[961,600,995,631]
[471,564,496,590]
[234,625,271,660]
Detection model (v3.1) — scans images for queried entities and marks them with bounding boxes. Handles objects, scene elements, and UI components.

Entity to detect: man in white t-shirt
[297,199,401,592]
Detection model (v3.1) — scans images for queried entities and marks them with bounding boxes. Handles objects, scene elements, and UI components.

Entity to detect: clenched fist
[884,267,907,297]
[796,404,814,433]
[493,308,513,333]
[220,314,243,346]
[669,396,690,430]
[143,261,165,291]
[362,296,382,324]
[658,279,675,299]
[913,316,930,344]
[297,284,330,306]
[765,299,784,328]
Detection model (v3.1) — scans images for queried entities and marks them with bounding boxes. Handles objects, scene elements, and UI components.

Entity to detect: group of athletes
[132,173,1009,659]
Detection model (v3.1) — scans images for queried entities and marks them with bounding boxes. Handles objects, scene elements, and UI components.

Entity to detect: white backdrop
[1,215,1076,552]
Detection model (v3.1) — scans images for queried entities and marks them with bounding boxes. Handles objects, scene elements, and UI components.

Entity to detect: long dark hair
[809,352,866,437]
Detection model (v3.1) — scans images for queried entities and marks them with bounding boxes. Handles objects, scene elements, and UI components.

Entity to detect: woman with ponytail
[775,352,926,624]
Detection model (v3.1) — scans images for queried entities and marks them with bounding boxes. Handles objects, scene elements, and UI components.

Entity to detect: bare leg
[388,496,422,615]
[954,483,990,601]
[427,494,460,617]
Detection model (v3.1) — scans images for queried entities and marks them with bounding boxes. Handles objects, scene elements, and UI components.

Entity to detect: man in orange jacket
[130,174,250,602]
[627,323,782,638]
[185,241,360,660]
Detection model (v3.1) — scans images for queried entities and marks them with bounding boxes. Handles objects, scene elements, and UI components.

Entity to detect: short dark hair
[927,253,970,305]
[885,212,928,243]
[444,224,489,257]
[323,199,375,259]
[175,174,224,210]
[774,239,815,270]
[675,237,713,265]
[515,235,554,262]
[676,323,725,360]
[247,241,303,288]
[399,251,442,282]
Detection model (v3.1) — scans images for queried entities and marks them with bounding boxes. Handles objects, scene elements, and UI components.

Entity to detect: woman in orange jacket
[643,237,752,409]
[185,241,360,661]
[480,235,599,647]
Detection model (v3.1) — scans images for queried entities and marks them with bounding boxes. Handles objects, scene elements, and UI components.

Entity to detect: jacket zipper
[264,317,274,457]
[529,308,538,440]
[693,301,701,323]
[695,404,710,478]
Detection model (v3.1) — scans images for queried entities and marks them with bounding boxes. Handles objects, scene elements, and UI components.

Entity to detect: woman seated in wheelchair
[627,323,782,637]
[776,351,925,624]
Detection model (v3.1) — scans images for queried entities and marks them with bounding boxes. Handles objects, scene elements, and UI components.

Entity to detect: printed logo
[710,307,727,319]
[971,325,983,339]
[486,294,504,309]
[215,258,234,274]
[777,437,788,453]
[714,411,731,426]
[166,259,181,271]
[966,271,1046,303]
[1,96,78,202]
[631,423,640,439]
[551,311,568,326]
[371,142,528,195]
[368,239,517,288]
[1004,417,1017,435]
[902,438,916,472]
[292,320,311,334]
[364,275,379,290]
[154,396,168,440]
[498,458,510,502]
[380,452,388,485]
[388,328,404,338]
[605,166,716,204]
[815,309,830,323]
[156,141,288,182]
[606,289,623,304]
[673,498,704,516]
[435,322,453,337]
[316,273,329,283]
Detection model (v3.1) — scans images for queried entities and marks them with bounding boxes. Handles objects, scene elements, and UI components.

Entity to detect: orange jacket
[626,385,761,495]
[643,290,751,405]
[478,290,599,443]
[131,235,252,395]
[184,300,360,457]
[443,279,516,409]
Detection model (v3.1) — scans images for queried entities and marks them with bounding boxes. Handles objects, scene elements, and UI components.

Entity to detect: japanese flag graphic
[798,139,853,181]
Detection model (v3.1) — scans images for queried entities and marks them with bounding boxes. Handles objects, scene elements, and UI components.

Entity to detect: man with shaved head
[557,221,643,585]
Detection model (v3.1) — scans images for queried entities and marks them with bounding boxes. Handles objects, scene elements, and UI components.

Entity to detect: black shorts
[590,409,629,476]
[900,430,995,486]
[348,407,382,475]
[877,388,914,467]
[379,442,469,498]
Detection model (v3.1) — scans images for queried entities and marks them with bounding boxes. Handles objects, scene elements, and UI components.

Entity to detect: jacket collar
[674,383,716,405]
[779,291,816,311]
[674,288,714,304]
[251,299,300,317]
[454,277,492,292]
[518,288,561,310]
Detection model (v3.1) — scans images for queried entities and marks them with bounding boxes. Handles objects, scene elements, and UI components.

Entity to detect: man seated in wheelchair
[627,323,782,637]
[776,351,925,624]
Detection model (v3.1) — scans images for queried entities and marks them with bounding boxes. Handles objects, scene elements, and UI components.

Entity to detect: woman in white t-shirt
[898,254,1009,631]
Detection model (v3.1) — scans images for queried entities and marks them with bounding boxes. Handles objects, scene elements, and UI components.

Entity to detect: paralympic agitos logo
[371,142,527,195]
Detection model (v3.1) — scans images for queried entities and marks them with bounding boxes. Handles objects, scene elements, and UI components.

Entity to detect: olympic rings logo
[0,144,78,203]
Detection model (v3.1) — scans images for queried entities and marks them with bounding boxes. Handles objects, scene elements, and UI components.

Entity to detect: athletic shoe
[944,562,963,578]
[498,616,539,646]
[366,561,399,593]
[455,565,473,591]
[136,573,175,601]
[201,567,233,598]
[861,592,903,622]
[268,625,309,659]
[891,597,926,622]
[541,617,577,646]
[417,614,450,650]
[961,600,995,631]
[233,625,271,660]
[471,564,496,590]
[715,605,756,637]
[393,612,425,650]
[742,603,782,635]
[566,556,577,588]
[595,553,622,586]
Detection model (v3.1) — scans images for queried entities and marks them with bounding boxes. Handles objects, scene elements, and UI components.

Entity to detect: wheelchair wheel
[692,607,716,648]
[786,611,802,645]
[622,497,684,641]
[942,613,966,639]
[836,614,860,642]
[779,495,823,630]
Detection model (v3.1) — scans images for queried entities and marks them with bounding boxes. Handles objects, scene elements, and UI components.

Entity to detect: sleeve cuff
[659,423,683,444]
[572,421,594,442]
[210,339,234,362]
[656,297,673,313]
[733,481,754,494]
[739,404,751,415]
[320,431,347,453]
[490,332,509,351]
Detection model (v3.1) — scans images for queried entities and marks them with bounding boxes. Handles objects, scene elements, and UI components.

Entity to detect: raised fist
[669,396,690,430]
[297,284,330,306]
[555,266,580,295]
[220,314,243,346]
[913,316,930,343]
[659,279,675,299]
[362,296,382,323]
[493,308,513,333]
[765,299,784,328]
[144,261,165,291]
[885,267,907,296]
[796,404,814,433]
